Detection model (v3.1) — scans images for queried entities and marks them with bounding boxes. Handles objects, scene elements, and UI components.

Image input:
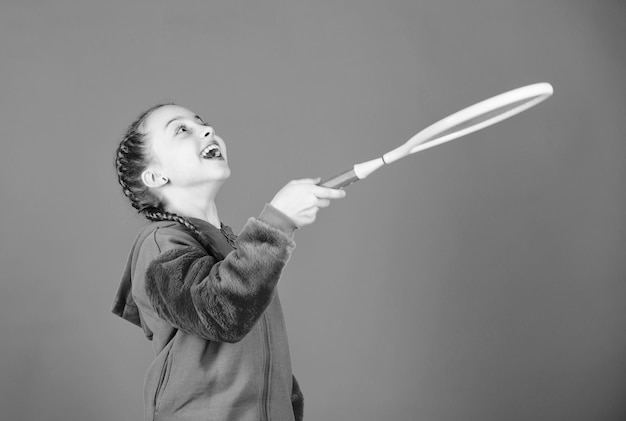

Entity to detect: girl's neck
[162,183,223,228]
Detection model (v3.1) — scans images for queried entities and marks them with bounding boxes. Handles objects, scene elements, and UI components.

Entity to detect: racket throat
[354,157,386,180]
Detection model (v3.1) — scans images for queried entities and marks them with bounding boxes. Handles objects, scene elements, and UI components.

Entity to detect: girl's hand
[270,178,347,228]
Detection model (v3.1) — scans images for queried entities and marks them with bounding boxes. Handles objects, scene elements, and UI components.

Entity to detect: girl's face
[142,105,231,188]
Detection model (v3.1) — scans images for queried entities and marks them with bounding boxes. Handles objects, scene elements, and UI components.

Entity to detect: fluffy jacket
[112,205,304,421]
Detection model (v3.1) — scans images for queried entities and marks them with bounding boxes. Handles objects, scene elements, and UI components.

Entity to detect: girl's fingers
[287,178,346,198]
[271,178,346,228]
[290,177,321,185]
[316,198,331,208]
[311,185,347,199]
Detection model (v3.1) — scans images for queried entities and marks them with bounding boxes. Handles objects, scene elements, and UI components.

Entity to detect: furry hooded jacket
[112,205,304,421]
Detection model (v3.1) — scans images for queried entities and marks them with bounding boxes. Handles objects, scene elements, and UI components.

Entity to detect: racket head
[383,83,553,164]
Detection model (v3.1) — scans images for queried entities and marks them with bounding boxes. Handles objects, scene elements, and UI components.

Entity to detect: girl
[111,103,345,421]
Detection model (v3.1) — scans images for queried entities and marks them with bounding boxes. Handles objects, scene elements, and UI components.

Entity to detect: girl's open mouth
[200,143,223,160]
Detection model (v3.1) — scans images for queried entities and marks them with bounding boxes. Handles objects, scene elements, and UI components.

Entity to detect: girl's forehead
[144,105,197,131]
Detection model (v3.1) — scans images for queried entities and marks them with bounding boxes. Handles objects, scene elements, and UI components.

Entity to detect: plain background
[1,1,625,420]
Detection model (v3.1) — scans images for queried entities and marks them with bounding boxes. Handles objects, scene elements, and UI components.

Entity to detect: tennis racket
[321,82,554,189]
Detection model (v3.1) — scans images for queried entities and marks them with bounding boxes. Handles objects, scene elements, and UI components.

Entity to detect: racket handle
[320,168,360,189]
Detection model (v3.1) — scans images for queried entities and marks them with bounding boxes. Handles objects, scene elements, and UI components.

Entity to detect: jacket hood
[111,222,164,330]
[111,219,238,331]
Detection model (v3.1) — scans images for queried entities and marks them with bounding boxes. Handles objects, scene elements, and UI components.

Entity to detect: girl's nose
[202,126,214,138]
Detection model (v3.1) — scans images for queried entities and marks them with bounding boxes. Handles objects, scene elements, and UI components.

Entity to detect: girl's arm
[144,206,296,343]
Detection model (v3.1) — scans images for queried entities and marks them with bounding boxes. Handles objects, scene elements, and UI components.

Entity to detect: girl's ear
[141,170,169,188]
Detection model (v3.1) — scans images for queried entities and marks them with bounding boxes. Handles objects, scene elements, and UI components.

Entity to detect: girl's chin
[214,166,232,180]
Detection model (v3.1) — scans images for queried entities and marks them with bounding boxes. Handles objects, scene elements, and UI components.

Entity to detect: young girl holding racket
[111,103,345,421]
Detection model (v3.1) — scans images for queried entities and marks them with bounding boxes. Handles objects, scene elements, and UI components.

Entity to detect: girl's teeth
[202,144,222,159]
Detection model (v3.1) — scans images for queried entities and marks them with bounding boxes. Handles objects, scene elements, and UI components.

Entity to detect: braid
[116,143,146,212]
[141,208,203,238]
[115,103,170,213]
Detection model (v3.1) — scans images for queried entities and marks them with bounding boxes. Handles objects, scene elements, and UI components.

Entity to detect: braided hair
[115,103,203,237]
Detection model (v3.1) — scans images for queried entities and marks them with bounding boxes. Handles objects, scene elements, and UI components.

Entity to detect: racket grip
[320,168,360,189]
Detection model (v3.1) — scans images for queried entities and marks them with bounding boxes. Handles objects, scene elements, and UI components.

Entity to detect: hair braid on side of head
[141,208,203,238]
[115,146,140,210]
[115,103,173,213]
[116,139,152,211]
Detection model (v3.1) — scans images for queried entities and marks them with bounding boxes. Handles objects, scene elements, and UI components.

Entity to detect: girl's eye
[175,125,189,135]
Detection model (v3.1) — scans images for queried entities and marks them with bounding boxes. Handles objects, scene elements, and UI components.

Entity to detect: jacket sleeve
[144,209,296,343]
